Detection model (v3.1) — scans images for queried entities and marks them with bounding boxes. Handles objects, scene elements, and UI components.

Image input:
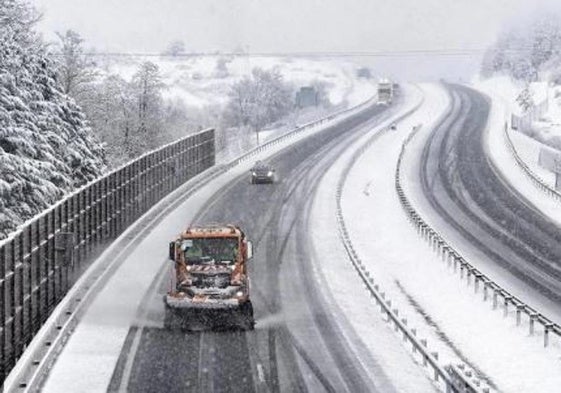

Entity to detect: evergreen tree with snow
[0,0,106,239]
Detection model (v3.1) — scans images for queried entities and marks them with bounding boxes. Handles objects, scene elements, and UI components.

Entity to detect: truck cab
[164,225,254,330]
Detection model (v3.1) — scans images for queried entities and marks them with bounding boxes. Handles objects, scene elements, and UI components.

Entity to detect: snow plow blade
[164,296,255,331]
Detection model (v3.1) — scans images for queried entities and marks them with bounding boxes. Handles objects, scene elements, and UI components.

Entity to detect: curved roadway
[420,84,561,306]
[104,101,401,393]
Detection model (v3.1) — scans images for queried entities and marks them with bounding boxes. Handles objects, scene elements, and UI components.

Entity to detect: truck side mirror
[169,241,176,261]
[246,241,253,260]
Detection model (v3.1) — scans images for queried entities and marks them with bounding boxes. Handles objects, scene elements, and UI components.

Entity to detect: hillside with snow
[95,55,374,110]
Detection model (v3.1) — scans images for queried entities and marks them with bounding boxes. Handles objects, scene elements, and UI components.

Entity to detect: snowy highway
[6,1,561,392]
[7,80,561,393]
[8,82,561,393]
[106,99,390,393]
[420,85,561,307]
[33,90,418,392]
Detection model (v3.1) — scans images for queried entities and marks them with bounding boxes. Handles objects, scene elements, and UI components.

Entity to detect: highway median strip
[333,94,493,393]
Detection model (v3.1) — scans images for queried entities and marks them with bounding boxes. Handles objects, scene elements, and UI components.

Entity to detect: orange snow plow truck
[164,224,255,330]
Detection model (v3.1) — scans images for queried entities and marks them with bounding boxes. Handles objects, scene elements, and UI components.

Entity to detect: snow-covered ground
[103,55,378,164]
[311,82,561,393]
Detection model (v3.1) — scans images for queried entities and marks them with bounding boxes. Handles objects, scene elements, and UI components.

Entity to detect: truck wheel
[239,302,255,330]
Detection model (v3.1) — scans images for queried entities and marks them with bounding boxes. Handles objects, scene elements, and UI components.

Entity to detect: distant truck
[164,224,255,330]
[378,79,393,104]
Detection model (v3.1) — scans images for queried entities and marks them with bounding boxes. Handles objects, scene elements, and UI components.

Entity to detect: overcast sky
[30,0,561,79]
[31,0,559,53]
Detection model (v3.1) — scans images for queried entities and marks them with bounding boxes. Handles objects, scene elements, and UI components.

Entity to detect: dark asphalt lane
[420,84,561,305]
[107,99,399,393]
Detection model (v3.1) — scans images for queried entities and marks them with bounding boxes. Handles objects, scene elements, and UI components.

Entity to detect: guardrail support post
[516,305,522,326]
[421,339,428,366]
[411,328,417,353]
[431,352,439,381]
[544,323,553,347]
[530,313,536,335]
[393,309,399,330]
[493,290,498,310]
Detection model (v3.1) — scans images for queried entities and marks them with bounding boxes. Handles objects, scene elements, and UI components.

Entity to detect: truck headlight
[236,291,244,297]
[251,172,257,176]
[267,171,273,177]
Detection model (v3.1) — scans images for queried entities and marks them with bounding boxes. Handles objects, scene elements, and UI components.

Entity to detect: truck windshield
[181,237,239,264]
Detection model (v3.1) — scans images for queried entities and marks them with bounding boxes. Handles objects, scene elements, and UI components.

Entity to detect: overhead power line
[45,49,493,58]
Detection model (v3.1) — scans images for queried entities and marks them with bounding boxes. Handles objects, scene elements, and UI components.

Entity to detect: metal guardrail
[4,90,382,391]
[395,122,561,350]
[503,122,561,201]
[332,97,477,392]
[446,364,490,393]
[0,128,216,383]
[229,94,380,167]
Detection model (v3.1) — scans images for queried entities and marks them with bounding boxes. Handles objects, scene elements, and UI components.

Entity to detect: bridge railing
[0,128,215,382]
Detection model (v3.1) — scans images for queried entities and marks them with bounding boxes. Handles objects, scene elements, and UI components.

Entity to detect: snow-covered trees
[516,86,535,113]
[0,0,106,239]
[76,62,167,166]
[55,29,97,98]
[482,15,561,82]
[133,61,164,151]
[163,40,186,57]
[214,57,230,79]
[224,68,294,143]
[56,32,202,167]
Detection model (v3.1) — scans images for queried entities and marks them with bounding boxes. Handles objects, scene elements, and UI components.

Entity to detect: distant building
[296,86,319,108]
